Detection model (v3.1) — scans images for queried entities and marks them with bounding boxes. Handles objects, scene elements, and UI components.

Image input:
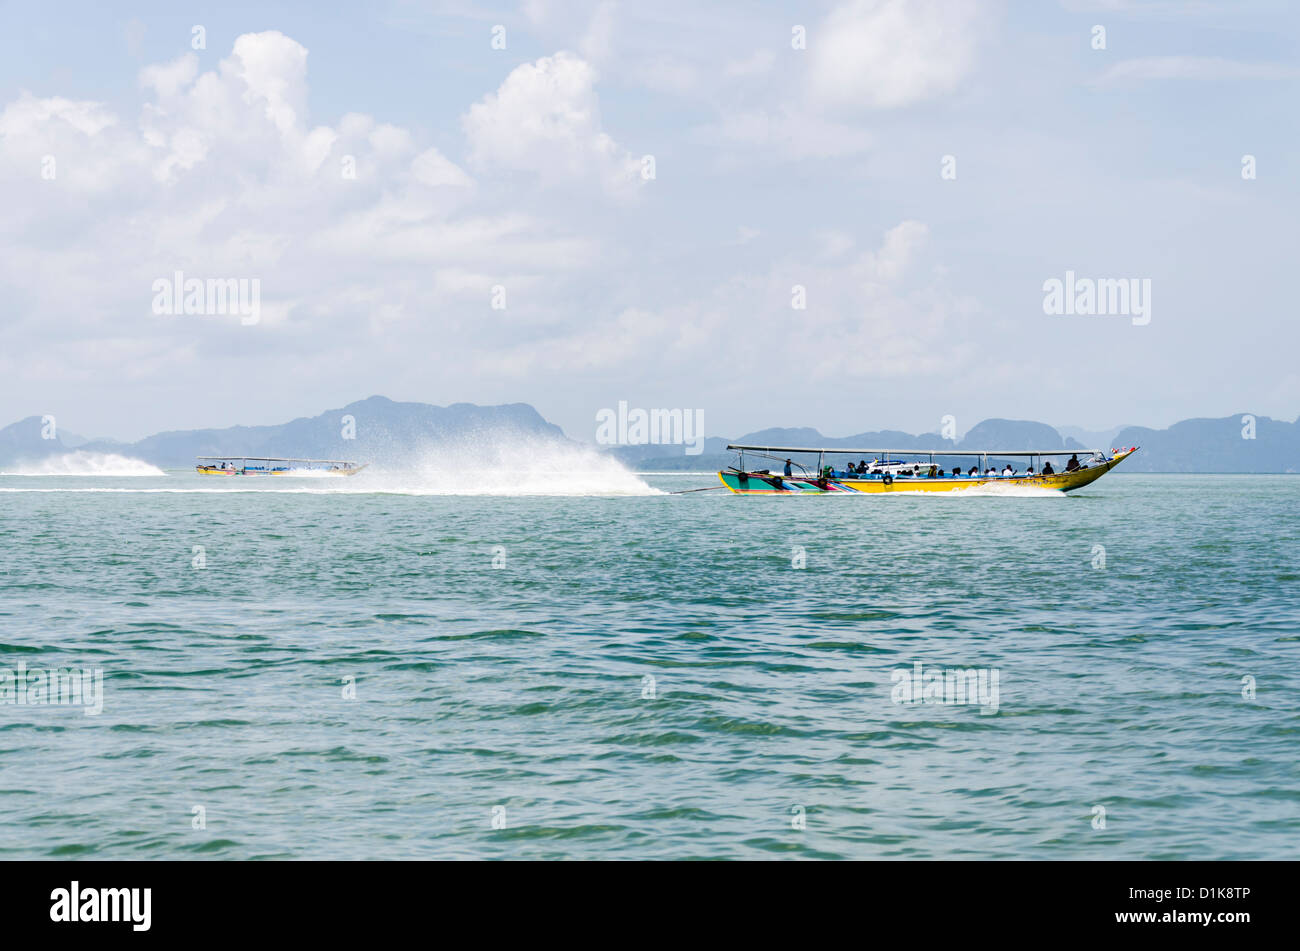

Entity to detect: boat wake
[0,452,165,477]
[361,437,661,496]
[939,481,1065,498]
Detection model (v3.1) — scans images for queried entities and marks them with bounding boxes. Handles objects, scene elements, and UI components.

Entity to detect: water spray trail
[1,452,166,477]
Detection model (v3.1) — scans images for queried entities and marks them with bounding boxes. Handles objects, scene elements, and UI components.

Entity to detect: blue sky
[1,0,1296,442]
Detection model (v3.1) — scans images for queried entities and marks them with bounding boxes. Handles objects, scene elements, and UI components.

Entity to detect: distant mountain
[0,416,66,462]
[1057,424,1131,448]
[1112,415,1299,473]
[956,418,1075,451]
[0,397,566,469]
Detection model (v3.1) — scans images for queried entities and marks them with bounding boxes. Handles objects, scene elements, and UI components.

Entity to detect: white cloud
[808,0,983,109]
[462,52,642,194]
[858,220,929,283]
[412,147,475,187]
[485,219,972,384]
[0,31,589,395]
[139,53,199,99]
[0,93,116,139]
[228,30,310,134]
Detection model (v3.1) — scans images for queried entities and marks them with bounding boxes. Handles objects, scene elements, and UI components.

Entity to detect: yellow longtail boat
[717,445,1138,494]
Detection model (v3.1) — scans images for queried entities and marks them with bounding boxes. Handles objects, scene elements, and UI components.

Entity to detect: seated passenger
[1065,453,1080,471]
[968,466,978,476]
[1042,461,1054,475]
[1002,464,1014,476]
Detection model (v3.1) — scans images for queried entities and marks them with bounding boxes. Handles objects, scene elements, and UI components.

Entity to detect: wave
[0,452,166,477]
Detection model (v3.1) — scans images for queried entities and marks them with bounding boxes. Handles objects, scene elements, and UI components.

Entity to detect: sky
[0,0,1297,443]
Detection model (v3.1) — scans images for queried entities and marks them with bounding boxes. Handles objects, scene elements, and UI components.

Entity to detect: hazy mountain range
[0,397,1296,473]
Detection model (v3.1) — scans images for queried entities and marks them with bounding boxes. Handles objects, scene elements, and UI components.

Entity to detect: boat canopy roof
[726,444,1105,457]
[196,456,358,464]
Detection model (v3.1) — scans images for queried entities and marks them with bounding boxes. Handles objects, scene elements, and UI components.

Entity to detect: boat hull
[196,464,368,476]
[717,449,1136,495]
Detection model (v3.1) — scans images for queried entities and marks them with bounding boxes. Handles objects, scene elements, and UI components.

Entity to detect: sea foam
[1,452,165,477]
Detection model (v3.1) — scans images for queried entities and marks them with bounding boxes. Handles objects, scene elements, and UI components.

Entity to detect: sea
[0,452,1296,859]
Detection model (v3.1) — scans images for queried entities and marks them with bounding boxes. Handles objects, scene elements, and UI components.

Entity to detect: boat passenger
[1065,453,1080,471]
[952,467,962,477]
[1002,464,1014,476]
[784,459,793,477]
[1026,466,1035,475]
[1042,461,1055,475]
[968,466,978,476]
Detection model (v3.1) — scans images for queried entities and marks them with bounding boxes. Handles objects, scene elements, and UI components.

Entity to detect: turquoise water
[0,471,1296,859]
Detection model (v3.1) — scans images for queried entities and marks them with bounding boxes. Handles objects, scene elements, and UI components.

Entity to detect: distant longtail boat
[195,456,368,476]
